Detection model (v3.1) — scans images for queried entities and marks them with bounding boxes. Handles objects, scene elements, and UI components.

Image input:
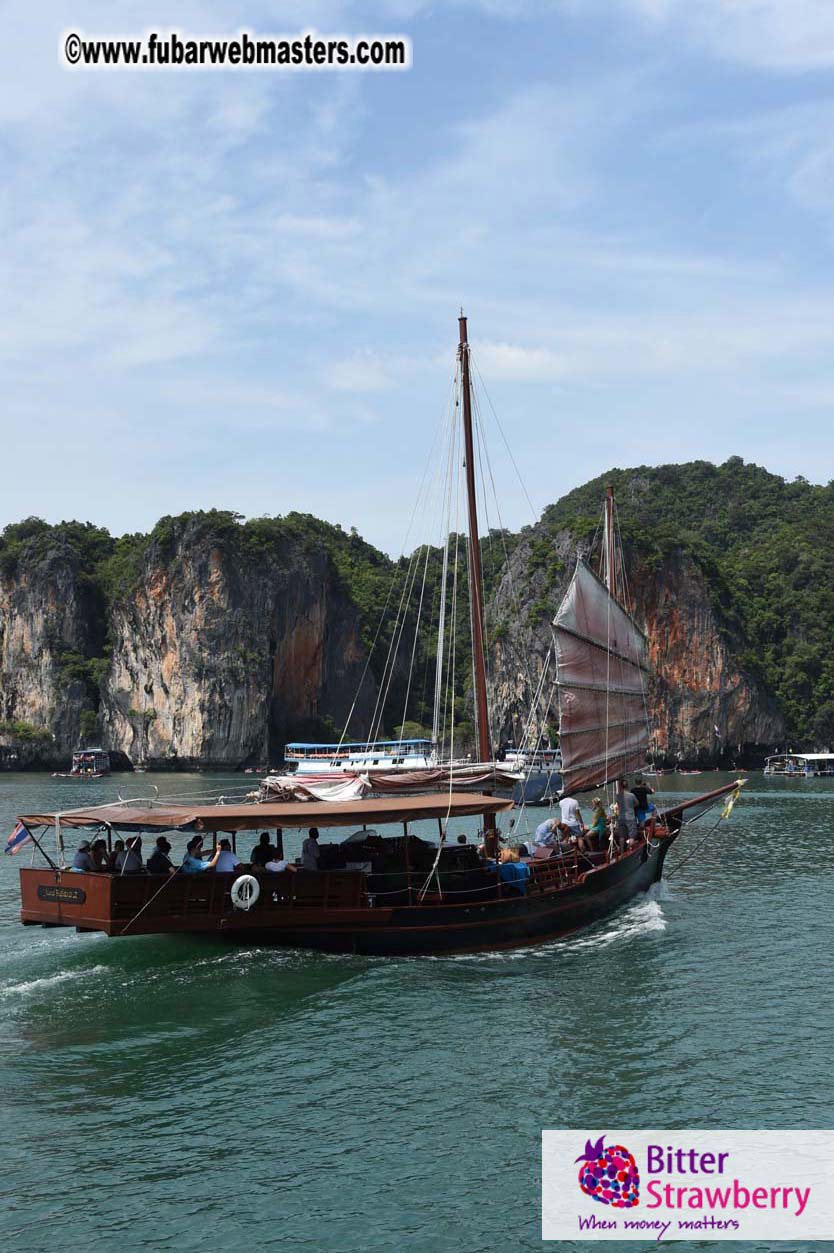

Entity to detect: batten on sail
[553,559,650,793]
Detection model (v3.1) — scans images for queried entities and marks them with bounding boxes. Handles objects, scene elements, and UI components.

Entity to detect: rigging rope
[419,413,465,901]
[470,365,546,751]
[665,788,741,877]
[339,370,457,754]
[471,356,539,525]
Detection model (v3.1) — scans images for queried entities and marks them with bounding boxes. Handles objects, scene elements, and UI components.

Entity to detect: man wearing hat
[147,836,175,875]
[71,840,96,872]
[181,835,224,874]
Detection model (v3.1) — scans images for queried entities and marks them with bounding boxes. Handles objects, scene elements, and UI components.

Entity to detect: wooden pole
[459,312,497,857]
[403,821,413,903]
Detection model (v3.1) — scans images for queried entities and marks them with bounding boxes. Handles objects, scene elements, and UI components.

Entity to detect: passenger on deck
[181,836,224,874]
[215,838,241,873]
[301,827,321,871]
[71,840,96,872]
[498,847,531,895]
[631,776,655,827]
[91,838,109,872]
[250,832,275,868]
[116,836,145,874]
[588,797,608,850]
[559,793,586,839]
[147,836,175,875]
[615,779,638,848]
[265,853,295,873]
[533,817,560,849]
[108,839,125,871]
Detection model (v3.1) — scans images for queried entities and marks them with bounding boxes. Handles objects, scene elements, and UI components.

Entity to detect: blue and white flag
[4,821,32,855]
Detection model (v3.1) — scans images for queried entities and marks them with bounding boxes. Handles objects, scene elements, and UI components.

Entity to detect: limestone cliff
[0,514,378,770]
[2,458,818,771]
[0,525,105,767]
[487,526,785,766]
[99,516,376,768]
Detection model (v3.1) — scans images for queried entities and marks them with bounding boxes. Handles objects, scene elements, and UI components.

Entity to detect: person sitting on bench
[498,847,531,895]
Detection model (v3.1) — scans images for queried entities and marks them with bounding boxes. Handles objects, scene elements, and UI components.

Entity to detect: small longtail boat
[12,314,743,955]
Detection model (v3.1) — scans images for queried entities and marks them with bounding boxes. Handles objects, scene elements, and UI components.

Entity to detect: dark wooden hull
[19,832,677,956]
[243,841,670,955]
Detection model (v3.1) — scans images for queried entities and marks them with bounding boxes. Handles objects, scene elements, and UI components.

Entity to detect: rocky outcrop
[641,548,783,762]
[487,529,784,766]
[0,537,102,767]
[0,515,377,770]
[98,518,375,769]
[0,469,794,771]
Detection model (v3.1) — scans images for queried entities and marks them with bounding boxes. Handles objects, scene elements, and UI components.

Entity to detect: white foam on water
[445,890,670,963]
[573,896,667,949]
[1,963,108,998]
[3,928,106,965]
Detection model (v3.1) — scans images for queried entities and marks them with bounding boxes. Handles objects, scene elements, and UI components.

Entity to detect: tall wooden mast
[458,312,497,853]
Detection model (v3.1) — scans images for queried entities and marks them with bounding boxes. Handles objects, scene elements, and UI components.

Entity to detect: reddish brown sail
[553,558,650,793]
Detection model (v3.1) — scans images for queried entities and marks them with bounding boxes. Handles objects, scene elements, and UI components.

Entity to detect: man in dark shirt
[147,836,174,875]
[301,828,321,871]
[91,839,109,871]
[631,776,655,825]
[250,832,275,868]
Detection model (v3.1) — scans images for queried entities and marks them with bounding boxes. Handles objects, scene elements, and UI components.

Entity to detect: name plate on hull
[37,884,87,905]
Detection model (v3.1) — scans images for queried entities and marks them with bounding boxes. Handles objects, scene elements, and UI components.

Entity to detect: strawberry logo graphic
[576,1135,640,1208]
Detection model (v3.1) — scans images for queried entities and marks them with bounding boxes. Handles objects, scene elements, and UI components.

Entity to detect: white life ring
[230,874,260,911]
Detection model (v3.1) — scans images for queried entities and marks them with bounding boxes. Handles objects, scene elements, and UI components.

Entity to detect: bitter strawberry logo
[576,1135,640,1207]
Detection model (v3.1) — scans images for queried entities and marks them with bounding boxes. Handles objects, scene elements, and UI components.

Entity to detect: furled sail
[553,559,650,794]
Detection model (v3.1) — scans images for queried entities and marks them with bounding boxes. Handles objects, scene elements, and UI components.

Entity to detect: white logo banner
[542,1130,834,1242]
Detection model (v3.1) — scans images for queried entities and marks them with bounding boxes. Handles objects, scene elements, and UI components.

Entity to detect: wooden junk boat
[13,315,743,956]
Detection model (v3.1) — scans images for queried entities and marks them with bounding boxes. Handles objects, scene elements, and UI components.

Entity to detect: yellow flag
[721,786,740,820]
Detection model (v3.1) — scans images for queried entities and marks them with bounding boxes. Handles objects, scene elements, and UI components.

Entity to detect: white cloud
[4,2,834,551]
[327,352,393,392]
[675,99,834,229]
[621,0,834,70]
[476,342,570,382]
[469,294,834,390]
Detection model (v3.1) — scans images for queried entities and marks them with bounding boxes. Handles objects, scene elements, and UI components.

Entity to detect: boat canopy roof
[18,792,512,833]
[286,740,432,750]
[766,752,834,762]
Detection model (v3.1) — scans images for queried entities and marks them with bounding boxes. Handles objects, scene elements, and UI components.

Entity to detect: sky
[3,1,834,554]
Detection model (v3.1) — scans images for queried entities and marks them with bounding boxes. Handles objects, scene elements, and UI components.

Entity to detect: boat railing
[104,868,370,921]
[91,855,594,921]
[21,838,645,934]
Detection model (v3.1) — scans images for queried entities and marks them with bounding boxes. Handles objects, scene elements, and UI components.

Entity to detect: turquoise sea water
[1,770,832,1253]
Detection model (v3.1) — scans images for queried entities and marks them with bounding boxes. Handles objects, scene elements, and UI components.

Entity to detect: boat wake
[0,964,109,998]
[566,895,667,952]
[444,886,672,963]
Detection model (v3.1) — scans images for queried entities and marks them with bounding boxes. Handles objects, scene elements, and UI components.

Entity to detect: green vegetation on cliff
[0,720,52,743]
[531,457,834,744]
